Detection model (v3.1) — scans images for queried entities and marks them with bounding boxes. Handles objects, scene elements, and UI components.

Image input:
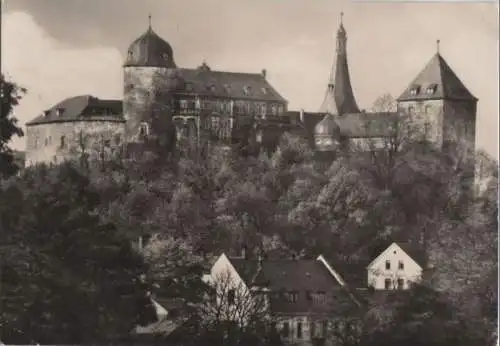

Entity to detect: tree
[197,269,280,346]
[0,162,150,344]
[0,74,25,178]
[361,285,474,346]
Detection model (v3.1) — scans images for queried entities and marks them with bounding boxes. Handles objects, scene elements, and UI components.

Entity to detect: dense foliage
[0,90,496,344]
[0,74,25,178]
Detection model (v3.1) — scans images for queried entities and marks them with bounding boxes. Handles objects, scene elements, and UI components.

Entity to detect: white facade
[367,242,422,290]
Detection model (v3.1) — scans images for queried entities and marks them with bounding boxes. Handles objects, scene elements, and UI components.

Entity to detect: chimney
[261,69,267,79]
[299,109,305,123]
[43,110,50,117]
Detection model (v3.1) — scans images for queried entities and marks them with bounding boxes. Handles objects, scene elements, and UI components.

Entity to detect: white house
[366,242,424,290]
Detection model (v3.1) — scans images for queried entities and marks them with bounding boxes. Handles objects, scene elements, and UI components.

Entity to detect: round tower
[123,15,180,150]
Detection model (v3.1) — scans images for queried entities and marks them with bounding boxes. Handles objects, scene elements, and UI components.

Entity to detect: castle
[24,13,478,167]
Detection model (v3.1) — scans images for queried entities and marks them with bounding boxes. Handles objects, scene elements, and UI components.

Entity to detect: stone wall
[25,120,125,167]
[123,66,177,143]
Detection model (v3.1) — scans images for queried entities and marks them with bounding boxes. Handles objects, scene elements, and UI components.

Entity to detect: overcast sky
[2,0,498,158]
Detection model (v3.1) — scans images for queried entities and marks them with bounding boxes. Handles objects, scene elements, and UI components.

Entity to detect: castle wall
[25,120,125,167]
[443,100,477,152]
[397,99,445,147]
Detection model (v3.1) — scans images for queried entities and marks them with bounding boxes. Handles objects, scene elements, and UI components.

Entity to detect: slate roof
[335,112,399,138]
[124,25,176,68]
[26,95,124,126]
[174,66,287,103]
[228,258,360,315]
[397,53,477,102]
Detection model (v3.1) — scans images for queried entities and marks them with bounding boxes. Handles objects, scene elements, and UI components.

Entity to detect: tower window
[398,261,404,270]
[409,85,421,96]
[60,136,66,149]
[385,260,391,270]
[426,84,438,95]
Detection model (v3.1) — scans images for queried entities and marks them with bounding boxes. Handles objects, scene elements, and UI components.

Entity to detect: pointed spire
[436,39,440,54]
[319,12,360,115]
[148,13,152,30]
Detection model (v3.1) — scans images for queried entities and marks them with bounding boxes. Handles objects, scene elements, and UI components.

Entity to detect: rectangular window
[385,260,391,270]
[385,278,392,289]
[398,261,404,270]
[227,289,235,305]
[282,322,290,337]
[397,278,405,290]
[296,322,302,339]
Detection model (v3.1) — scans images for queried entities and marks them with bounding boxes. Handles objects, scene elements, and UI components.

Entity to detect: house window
[424,105,432,115]
[397,278,405,290]
[297,322,302,339]
[34,139,38,149]
[227,289,235,305]
[271,104,277,115]
[398,261,404,270]
[385,260,391,270]
[424,122,431,136]
[282,322,290,337]
[104,139,111,147]
[408,106,415,116]
[180,100,188,110]
[385,278,392,289]
[60,136,66,149]
[44,138,49,146]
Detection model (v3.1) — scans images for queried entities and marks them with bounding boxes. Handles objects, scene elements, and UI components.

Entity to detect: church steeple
[319,12,360,115]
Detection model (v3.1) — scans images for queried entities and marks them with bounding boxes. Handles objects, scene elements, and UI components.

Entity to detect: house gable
[367,242,423,290]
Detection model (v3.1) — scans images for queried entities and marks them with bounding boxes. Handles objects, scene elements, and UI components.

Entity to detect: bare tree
[198,269,275,345]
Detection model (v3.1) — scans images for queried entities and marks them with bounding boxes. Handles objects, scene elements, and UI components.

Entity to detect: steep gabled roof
[175,67,288,103]
[26,95,124,126]
[228,257,361,314]
[397,53,477,102]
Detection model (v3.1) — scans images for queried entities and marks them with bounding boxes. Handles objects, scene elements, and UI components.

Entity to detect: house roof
[26,95,124,126]
[228,257,360,314]
[174,66,288,103]
[397,53,477,102]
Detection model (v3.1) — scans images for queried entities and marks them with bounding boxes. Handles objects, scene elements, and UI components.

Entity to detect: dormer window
[243,85,251,96]
[261,87,268,95]
[43,110,50,117]
[409,85,421,96]
[206,83,216,93]
[185,82,193,92]
[426,84,438,95]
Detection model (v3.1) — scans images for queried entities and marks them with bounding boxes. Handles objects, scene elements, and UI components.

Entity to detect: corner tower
[319,12,361,116]
[123,15,179,150]
[397,40,478,151]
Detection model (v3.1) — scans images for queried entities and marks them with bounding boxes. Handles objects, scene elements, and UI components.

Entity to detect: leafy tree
[0,74,25,178]
[0,162,150,344]
[361,285,471,346]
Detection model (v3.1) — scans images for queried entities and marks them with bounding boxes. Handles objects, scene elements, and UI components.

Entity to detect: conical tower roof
[319,12,360,115]
[397,43,477,102]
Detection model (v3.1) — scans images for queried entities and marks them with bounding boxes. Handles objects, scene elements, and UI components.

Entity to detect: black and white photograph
[0,0,498,345]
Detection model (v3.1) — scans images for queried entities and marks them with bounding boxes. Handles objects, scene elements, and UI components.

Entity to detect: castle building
[24,13,478,167]
[267,13,478,161]
[25,16,288,166]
